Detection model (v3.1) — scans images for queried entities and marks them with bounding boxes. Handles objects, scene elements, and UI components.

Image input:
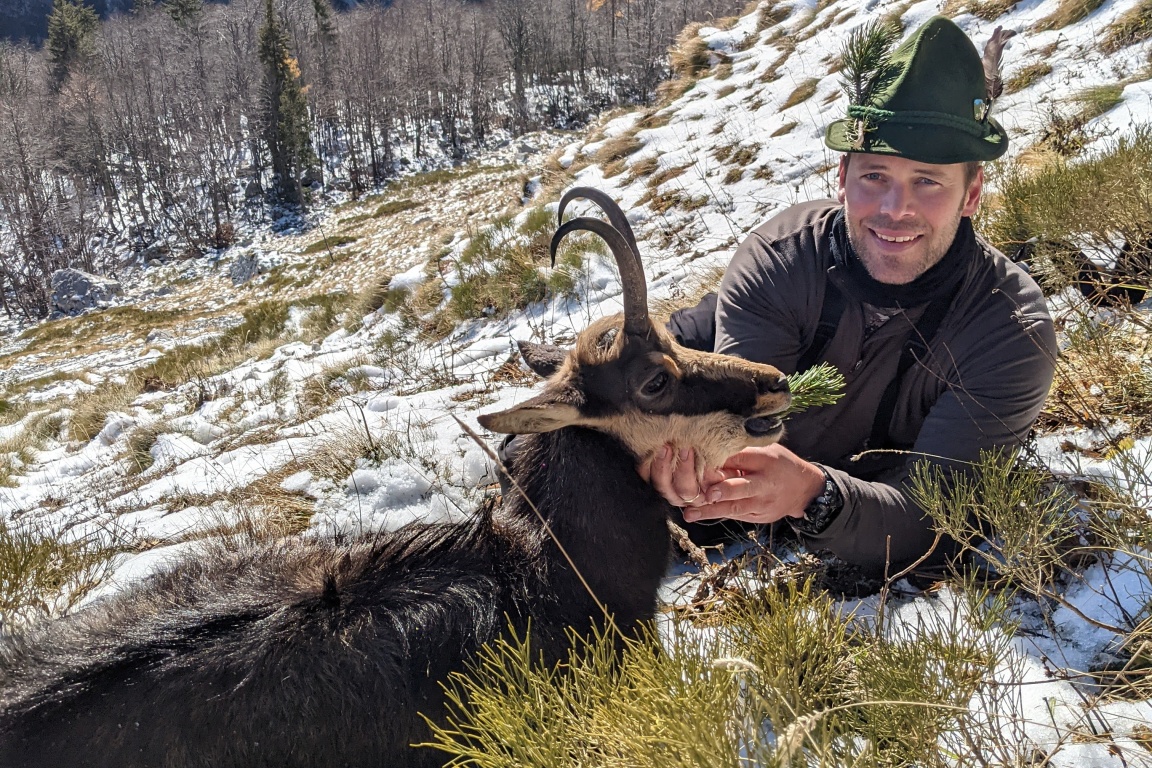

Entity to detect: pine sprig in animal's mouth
[783,362,846,417]
[742,363,844,437]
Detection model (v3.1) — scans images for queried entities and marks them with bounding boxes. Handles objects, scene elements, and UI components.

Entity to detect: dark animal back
[0,522,520,768]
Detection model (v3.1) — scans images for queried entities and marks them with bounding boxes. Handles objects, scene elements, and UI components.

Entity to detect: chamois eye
[643,371,670,396]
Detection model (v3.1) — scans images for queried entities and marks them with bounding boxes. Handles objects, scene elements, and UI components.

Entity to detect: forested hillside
[0,0,743,319]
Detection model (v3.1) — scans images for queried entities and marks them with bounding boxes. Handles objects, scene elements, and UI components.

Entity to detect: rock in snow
[50,268,121,316]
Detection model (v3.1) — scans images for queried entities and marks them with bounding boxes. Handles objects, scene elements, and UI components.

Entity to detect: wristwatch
[789,465,844,536]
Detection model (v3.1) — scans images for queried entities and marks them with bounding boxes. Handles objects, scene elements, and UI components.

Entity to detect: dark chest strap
[868,293,952,451]
[795,279,952,451]
[664,282,951,452]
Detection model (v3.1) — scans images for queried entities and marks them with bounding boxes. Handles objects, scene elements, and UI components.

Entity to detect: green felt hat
[825,16,1011,164]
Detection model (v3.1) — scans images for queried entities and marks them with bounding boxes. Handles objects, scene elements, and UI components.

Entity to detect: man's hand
[640,444,827,525]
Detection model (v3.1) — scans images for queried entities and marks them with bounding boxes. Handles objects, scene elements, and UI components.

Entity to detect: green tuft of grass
[442,214,570,322]
[911,450,1086,592]
[302,234,358,254]
[978,127,1152,302]
[395,163,518,191]
[517,206,554,239]
[374,198,420,218]
[134,295,346,392]
[1071,83,1125,122]
[426,574,1011,766]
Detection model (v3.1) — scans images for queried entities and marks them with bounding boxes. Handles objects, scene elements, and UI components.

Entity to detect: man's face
[836,153,983,285]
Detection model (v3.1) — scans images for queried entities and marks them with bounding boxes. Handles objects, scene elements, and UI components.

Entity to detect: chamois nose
[755,372,789,396]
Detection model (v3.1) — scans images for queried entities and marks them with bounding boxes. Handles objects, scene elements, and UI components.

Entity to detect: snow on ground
[4,0,1152,762]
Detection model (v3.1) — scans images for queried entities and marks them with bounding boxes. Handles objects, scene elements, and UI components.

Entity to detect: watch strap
[789,465,844,536]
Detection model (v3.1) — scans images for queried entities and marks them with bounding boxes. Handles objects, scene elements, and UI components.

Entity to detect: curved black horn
[551,216,650,335]
[557,187,640,256]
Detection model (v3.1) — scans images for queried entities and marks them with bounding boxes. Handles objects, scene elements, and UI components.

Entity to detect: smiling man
[648,16,1057,576]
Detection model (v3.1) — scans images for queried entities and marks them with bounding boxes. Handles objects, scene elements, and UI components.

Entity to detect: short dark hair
[962,161,981,187]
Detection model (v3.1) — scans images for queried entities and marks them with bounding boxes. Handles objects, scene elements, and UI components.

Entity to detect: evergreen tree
[311,0,336,42]
[163,0,203,29]
[46,0,98,91]
[258,0,315,205]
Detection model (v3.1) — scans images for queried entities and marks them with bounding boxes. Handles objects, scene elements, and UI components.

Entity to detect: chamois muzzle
[744,415,784,439]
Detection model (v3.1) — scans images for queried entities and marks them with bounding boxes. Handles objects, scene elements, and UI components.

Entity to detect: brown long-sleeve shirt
[715,201,1057,574]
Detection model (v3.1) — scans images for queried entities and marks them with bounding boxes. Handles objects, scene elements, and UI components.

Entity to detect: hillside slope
[3,0,1152,762]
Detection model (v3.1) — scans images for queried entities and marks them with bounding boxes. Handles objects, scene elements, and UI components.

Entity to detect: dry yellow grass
[596,134,645,178]
[1102,0,1152,53]
[1035,0,1105,31]
[939,0,1020,20]
[781,78,820,110]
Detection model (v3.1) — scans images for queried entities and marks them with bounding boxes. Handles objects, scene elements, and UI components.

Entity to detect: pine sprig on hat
[838,20,903,148]
[839,21,902,107]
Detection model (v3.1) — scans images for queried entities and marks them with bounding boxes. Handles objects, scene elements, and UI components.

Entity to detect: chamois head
[479,188,791,476]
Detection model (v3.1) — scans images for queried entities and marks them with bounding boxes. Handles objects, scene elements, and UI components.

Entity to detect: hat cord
[846,105,994,140]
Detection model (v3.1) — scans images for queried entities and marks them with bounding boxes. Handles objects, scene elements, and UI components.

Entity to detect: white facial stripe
[586,411,785,483]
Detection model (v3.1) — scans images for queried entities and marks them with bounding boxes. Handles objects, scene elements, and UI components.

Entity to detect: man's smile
[868,227,924,249]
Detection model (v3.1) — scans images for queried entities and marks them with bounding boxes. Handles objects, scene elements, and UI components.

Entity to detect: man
[646,16,1057,576]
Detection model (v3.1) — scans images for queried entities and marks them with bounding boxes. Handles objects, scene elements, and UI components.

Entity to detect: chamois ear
[478,390,583,434]
[517,340,568,378]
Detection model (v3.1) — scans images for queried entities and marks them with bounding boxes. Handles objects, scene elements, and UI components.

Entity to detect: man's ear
[517,340,568,378]
[961,165,984,217]
[478,388,583,434]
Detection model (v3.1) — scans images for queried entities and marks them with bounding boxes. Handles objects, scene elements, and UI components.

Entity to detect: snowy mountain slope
[3,0,1152,762]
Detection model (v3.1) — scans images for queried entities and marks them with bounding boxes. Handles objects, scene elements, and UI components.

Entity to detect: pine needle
[785,362,846,416]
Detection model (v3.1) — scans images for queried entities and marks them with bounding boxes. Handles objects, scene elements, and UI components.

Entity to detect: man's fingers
[704,475,754,504]
[646,445,675,494]
[721,449,768,472]
[637,457,652,483]
[683,499,750,522]
[671,447,705,504]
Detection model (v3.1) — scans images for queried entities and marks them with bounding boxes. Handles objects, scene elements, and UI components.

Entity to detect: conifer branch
[839,20,902,107]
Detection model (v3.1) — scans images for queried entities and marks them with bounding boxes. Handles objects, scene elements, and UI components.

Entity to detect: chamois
[0,188,791,768]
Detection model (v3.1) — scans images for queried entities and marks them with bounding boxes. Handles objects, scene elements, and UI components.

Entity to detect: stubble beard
[846,205,964,286]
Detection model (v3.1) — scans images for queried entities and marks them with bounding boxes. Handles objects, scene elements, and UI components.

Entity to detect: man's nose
[880,183,916,219]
